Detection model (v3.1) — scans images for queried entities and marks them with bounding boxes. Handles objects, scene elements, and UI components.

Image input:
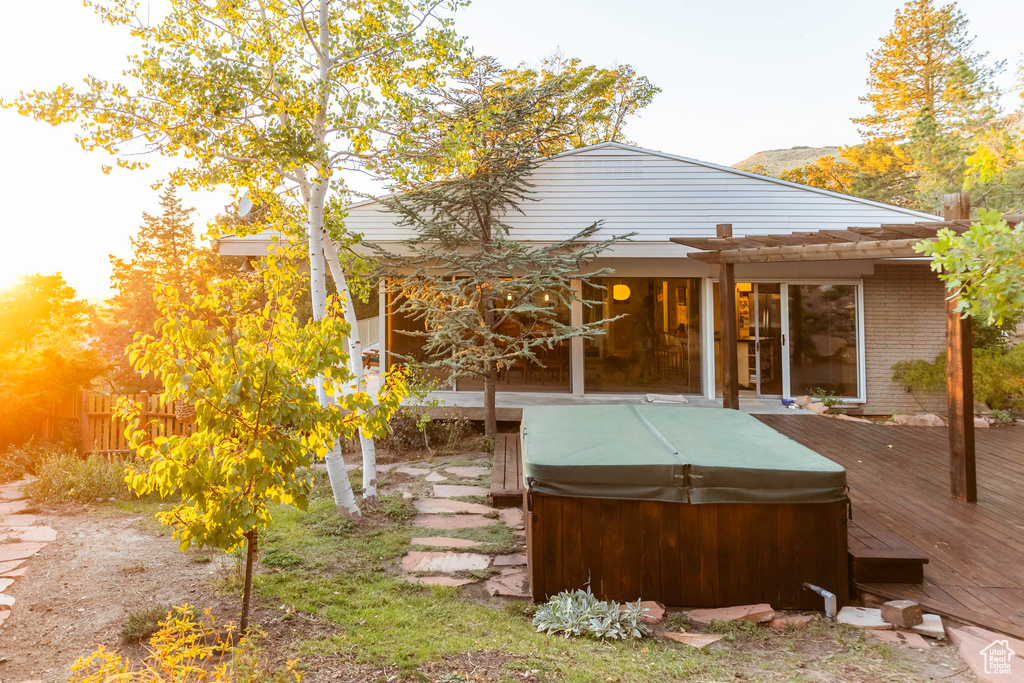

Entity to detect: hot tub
[522,405,849,609]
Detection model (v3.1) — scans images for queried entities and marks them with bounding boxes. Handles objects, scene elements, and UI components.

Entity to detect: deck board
[759,415,1024,638]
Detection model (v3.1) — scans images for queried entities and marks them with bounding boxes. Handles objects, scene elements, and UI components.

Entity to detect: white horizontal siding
[346,144,938,245]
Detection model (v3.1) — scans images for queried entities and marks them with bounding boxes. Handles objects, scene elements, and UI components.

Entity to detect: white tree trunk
[308,182,361,517]
[322,233,379,503]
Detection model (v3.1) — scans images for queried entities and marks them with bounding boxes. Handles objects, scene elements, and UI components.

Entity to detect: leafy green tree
[6,0,464,512]
[116,247,405,631]
[374,58,640,437]
[854,0,1000,206]
[0,274,106,447]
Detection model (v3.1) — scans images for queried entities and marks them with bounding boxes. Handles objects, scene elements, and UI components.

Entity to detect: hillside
[732,146,844,175]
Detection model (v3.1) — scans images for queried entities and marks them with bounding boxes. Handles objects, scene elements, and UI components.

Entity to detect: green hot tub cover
[520,406,847,505]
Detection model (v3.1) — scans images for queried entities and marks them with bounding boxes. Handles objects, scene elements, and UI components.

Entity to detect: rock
[0,485,25,501]
[0,594,15,608]
[485,568,530,599]
[0,567,28,579]
[412,515,495,530]
[432,485,490,499]
[498,508,525,530]
[409,576,476,587]
[493,553,527,566]
[445,466,490,478]
[637,601,665,624]
[868,630,902,644]
[395,466,431,477]
[832,414,873,424]
[425,472,447,483]
[768,615,813,629]
[400,551,490,573]
[662,632,723,648]
[909,614,945,639]
[0,560,27,575]
[0,515,38,528]
[837,606,892,630]
[686,604,774,626]
[0,610,9,627]
[402,492,414,499]
[0,543,47,563]
[0,501,29,516]
[975,417,991,429]
[409,537,484,549]
[880,600,923,628]
[892,413,945,427]
[897,631,932,649]
[807,402,829,415]
[413,499,492,515]
[795,395,813,408]
[5,526,56,543]
[0,579,12,593]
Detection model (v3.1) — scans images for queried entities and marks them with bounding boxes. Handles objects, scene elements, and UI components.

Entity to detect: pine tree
[853,0,1000,205]
[373,58,642,437]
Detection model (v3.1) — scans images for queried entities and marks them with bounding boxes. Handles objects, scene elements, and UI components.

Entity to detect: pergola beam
[686,238,928,264]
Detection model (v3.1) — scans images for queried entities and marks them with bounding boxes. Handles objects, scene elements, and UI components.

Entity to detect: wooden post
[943,193,976,502]
[718,224,739,410]
[79,391,90,455]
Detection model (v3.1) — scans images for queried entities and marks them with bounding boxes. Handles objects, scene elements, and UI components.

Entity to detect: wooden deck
[490,433,524,508]
[759,415,1024,639]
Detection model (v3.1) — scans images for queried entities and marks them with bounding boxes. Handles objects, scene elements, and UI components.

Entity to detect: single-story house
[218,141,951,416]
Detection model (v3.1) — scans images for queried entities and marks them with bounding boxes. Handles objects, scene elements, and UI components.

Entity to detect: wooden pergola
[672,194,1021,503]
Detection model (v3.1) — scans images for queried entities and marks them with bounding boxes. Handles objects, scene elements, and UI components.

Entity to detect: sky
[0,0,1021,301]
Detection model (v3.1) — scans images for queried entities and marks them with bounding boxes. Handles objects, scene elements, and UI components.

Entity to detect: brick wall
[862,263,947,415]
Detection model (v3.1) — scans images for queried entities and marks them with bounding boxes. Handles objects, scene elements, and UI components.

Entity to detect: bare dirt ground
[0,503,240,682]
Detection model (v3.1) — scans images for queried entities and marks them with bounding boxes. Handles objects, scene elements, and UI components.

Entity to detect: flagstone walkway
[0,477,56,629]
[358,452,531,599]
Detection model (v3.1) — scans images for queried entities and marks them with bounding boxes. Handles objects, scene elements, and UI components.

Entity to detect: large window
[788,284,859,398]
[583,278,702,394]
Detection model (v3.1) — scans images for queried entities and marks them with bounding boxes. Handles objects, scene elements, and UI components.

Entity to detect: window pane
[583,278,702,394]
[788,284,859,398]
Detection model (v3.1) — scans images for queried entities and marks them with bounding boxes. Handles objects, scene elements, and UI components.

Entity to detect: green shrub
[26,451,136,503]
[533,588,650,640]
[893,344,1024,411]
[380,494,417,522]
[120,604,195,643]
[0,441,42,483]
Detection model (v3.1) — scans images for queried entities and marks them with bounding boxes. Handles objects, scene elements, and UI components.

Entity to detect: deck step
[489,432,525,509]
[849,547,928,584]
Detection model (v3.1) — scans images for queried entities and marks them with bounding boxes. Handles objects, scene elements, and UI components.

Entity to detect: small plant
[988,408,1014,423]
[120,604,195,643]
[380,494,417,522]
[809,388,844,410]
[121,563,147,576]
[533,587,650,640]
[191,554,211,564]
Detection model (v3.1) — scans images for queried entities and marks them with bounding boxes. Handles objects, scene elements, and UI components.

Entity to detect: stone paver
[0,559,27,575]
[485,568,529,599]
[0,501,29,516]
[910,614,945,639]
[408,576,476,587]
[412,515,495,530]
[0,567,28,579]
[0,610,9,627]
[836,606,892,630]
[410,537,484,549]
[414,498,492,515]
[947,627,1024,682]
[687,604,774,626]
[432,485,489,499]
[396,466,431,477]
[493,553,526,566]
[0,542,46,563]
[0,578,12,593]
[401,551,490,573]
[768,615,814,629]
[0,515,39,527]
[638,601,665,623]
[425,472,446,482]
[445,466,490,478]
[0,594,16,608]
[498,508,525,529]
[662,632,723,648]
[2,526,56,543]
[0,486,25,501]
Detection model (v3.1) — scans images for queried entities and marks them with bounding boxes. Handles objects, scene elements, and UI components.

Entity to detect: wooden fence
[69,392,196,455]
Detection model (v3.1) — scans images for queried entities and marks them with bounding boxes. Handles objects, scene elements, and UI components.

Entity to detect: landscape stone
[396,466,431,477]
[376,463,398,472]
[493,553,526,566]
[948,627,1024,683]
[880,600,923,628]
[662,632,723,648]
[432,484,490,498]
[0,501,29,516]
[498,508,525,529]
[408,576,475,587]
[414,498,492,515]
[5,526,57,543]
[0,559,27,575]
[892,413,945,427]
[0,578,12,593]
[485,568,529,599]
[807,402,829,415]
[0,567,28,579]
[686,604,774,626]
[400,551,490,573]
[837,606,892,630]
[445,466,490,478]
[0,609,8,627]
[794,395,813,408]
[898,631,931,649]
[974,417,990,429]
[0,515,38,527]
[412,515,495,530]
[868,630,902,644]
[0,594,15,607]
[425,472,447,482]
[910,614,945,639]
[639,601,665,624]
[0,542,47,563]
[409,537,484,549]
[768,615,814,629]
[0,485,25,501]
